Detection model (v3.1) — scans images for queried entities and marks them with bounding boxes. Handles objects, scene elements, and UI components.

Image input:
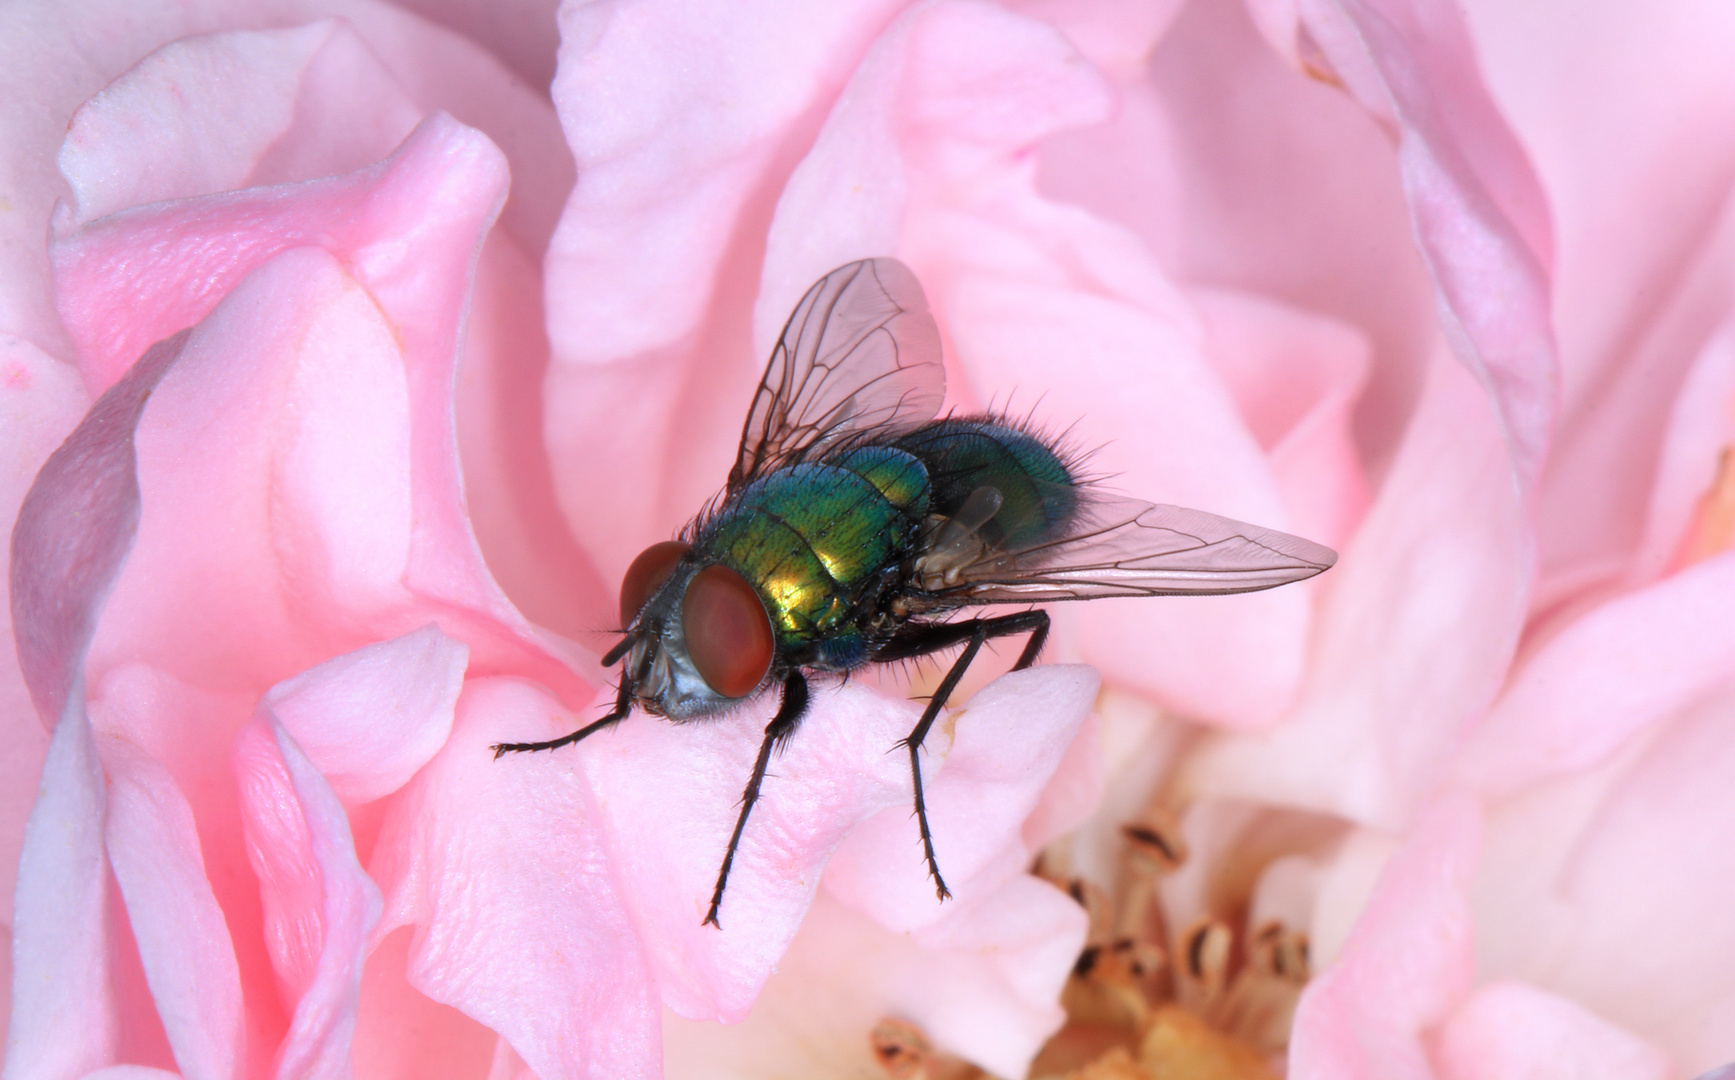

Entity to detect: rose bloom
[5,0,1735,1079]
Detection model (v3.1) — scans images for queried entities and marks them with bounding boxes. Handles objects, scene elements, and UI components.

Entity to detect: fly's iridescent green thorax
[695,447,928,669]
[693,420,1078,670]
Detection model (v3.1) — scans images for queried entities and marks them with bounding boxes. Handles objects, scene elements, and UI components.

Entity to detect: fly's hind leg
[873,610,1051,901]
[706,670,811,928]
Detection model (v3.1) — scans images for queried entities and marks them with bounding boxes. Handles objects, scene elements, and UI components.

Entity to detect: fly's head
[616,541,775,719]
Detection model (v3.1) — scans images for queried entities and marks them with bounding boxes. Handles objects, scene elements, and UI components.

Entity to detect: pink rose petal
[232,717,382,1080]
[10,330,186,725]
[53,112,497,395]
[1464,0,1735,606]
[1008,0,1189,75]
[59,117,586,710]
[575,679,926,1021]
[1471,684,1735,1071]
[1047,0,1439,476]
[899,875,1086,1075]
[261,624,469,806]
[664,883,1084,1080]
[1316,0,1558,491]
[824,666,1100,934]
[385,0,562,91]
[1434,980,1671,1080]
[1020,705,1105,852]
[352,927,498,1080]
[0,0,567,360]
[371,677,660,1080]
[1194,287,1372,552]
[54,23,417,230]
[0,336,89,915]
[1630,320,1735,584]
[5,707,116,1080]
[1289,793,1481,1080]
[48,15,599,641]
[100,736,243,1080]
[1190,350,1529,827]
[1458,549,1735,799]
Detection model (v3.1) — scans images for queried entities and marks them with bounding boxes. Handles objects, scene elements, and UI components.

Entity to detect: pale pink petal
[1190,349,1529,827]
[79,1069,183,1080]
[1020,706,1106,852]
[53,113,495,395]
[451,232,609,641]
[371,677,659,1080]
[543,0,906,579]
[10,330,185,724]
[1458,550,1735,799]
[99,738,243,1080]
[54,23,418,230]
[1045,0,1437,474]
[1289,793,1481,1080]
[1312,0,1557,491]
[5,709,116,1080]
[321,2,573,257]
[352,928,498,1080]
[1433,980,1671,1080]
[232,718,382,1080]
[574,680,924,1021]
[384,0,561,92]
[86,663,286,1069]
[901,875,1086,1075]
[664,883,1084,1080]
[0,0,567,356]
[1630,320,1735,584]
[260,625,468,806]
[1194,287,1372,551]
[1463,0,1735,604]
[50,18,599,643]
[0,336,86,917]
[824,666,1100,933]
[60,117,585,708]
[1471,686,1735,1072]
[1005,0,1189,74]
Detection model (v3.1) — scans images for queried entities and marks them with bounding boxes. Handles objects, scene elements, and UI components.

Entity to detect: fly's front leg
[491,637,644,757]
[706,670,810,928]
[877,610,1050,901]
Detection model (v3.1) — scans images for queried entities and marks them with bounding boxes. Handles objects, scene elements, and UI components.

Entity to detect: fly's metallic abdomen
[699,451,929,666]
[895,419,1078,548]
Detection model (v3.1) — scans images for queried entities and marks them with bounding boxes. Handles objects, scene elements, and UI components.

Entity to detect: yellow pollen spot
[1680,447,1735,566]
[1137,1007,1279,1080]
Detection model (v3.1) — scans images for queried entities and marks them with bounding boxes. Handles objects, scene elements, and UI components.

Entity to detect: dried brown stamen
[870,1018,983,1080]
[1030,801,1330,1079]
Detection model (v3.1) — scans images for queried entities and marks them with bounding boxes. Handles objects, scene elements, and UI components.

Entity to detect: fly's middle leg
[706,670,810,928]
[875,610,1051,901]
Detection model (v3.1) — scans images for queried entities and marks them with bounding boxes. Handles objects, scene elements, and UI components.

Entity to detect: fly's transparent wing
[728,258,944,491]
[931,492,1337,603]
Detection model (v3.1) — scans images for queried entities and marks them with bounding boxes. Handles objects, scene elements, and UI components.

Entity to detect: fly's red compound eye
[681,564,773,698]
[619,541,692,627]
